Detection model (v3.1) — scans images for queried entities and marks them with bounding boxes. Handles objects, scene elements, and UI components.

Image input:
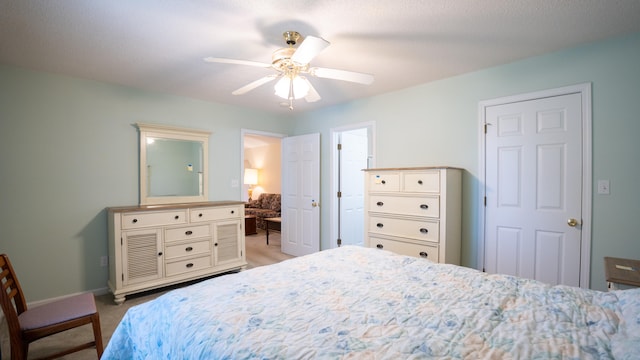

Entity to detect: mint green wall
[294,32,640,291]
[0,66,292,301]
[1,32,639,300]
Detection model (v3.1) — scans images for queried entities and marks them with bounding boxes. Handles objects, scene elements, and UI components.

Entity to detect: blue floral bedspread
[102,246,640,359]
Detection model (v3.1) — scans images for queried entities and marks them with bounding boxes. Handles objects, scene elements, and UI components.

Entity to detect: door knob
[311,201,318,207]
[567,218,580,227]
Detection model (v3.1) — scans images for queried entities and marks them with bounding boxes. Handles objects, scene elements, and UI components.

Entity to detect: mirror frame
[137,123,210,205]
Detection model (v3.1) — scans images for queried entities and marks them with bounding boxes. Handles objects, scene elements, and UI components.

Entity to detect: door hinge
[337,143,342,150]
[484,196,487,206]
[337,238,342,247]
[121,273,124,281]
[337,191,342,198]
[484,123,488,133]
[121,237,123,245]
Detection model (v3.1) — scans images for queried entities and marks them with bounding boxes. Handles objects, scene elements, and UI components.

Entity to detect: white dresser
[107,201,246,304]
[364,167,462,264]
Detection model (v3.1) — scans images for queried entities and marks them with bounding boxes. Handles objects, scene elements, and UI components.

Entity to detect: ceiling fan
[204,31,374,110]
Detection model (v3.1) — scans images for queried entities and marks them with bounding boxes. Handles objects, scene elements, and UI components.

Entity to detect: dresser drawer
[190,206,242,222]
[368,172,400,192]
[122,210,187,229]
[369,236,439,262]
[165,255,212,277]
[403,171,440,193]
[369,195,440,218]
[165,224,211,242]
[165,239,211,260]
[369,216,439,242]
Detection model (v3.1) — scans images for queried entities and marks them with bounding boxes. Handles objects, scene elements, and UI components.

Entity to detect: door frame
[329,122,376,249]
[477,83,592,288]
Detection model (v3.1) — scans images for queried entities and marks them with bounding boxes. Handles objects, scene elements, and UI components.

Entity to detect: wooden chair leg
[91,313,104,358]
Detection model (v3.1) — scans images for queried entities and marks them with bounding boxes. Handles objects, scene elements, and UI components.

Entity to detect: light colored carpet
[1,231,292,359]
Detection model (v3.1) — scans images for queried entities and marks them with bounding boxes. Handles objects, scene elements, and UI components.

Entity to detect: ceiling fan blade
[232,75,278,95]
[310,67,374,85]
[291,36,330,65]
[302,77,321,103]
[204,57,271,68]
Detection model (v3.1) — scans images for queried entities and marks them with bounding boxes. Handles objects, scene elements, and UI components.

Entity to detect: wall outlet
[100,256,108,267]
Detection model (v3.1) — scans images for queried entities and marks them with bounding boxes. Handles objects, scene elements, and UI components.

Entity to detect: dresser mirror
[137,123,210,205]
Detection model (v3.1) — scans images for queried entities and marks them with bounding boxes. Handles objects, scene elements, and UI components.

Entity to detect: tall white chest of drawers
[107,201,247,304]
[364,167,462,265]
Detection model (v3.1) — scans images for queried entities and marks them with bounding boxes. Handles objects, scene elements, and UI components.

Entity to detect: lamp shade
[244,168,258,185]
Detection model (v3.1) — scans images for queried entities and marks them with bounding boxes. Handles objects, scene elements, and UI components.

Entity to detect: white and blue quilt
[103,246,640,359]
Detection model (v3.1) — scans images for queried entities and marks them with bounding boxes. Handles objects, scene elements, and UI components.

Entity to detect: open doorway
[330,122,376,249]
[241,130,291,267]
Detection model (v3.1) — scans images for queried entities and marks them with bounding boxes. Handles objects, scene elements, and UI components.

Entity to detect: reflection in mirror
[146,138,203,197]
[137,123,210,205]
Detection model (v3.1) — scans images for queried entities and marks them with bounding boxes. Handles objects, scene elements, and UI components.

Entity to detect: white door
[338,129,368,247]
[484,92,584,286]
[281,133,320,256]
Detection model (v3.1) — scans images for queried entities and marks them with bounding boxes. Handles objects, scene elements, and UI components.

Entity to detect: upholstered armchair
[244,193,281,229]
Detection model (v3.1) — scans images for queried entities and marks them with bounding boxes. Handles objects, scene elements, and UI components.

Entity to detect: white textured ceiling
[1,1,639,114]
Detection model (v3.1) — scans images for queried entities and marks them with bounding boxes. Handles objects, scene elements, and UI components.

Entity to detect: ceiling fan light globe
[292,76,310,99]
[274,77,290,99]
[274,76,309,100]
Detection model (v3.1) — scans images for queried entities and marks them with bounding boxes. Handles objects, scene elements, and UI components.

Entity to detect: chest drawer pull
[420,228,428,234]
[198,213,203,217]
[132,218,138,223]
[419,251,428,258]
[381,180,386,184]
[174,215,180,220]
[185,246,193,252]
[420,204,429,209]
[231,210,235,214]
[376,244,384,249]
[186,263,194,268]
[418,180,423,185]
[376,201,384,206]
[376,223,384,228]
[185,230,193,235]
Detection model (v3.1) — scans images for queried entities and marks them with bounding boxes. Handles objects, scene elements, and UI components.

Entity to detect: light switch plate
[597,180,610,195]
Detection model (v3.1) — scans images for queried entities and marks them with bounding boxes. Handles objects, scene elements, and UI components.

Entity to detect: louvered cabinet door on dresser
[108,201,247,304]
[364,167,462,265]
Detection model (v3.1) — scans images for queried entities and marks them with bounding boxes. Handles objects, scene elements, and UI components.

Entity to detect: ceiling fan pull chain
[288,77,295,110]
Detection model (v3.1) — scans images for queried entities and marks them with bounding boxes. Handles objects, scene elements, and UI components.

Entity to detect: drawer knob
[381,180,386,184]
[376,223,384,228]
[214,243,218,247]
[185,246,193,252]
[174,215,179,220]
[418,180,423,185]
[198,213,203,217]
[420,228,428,234]
[185,230,193,235]
[419,251,428,258]
[420,204,429,209]
[376,201,384,206]
[376,244,384,249]
[132,218,138,223]
[231,210,235,214]
[158,252,163,256]
[186,263,194,268]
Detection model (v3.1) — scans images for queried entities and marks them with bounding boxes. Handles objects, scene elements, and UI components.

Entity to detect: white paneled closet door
[484,92,583,287]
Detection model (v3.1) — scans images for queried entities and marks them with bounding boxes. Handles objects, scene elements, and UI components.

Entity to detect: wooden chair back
[0,253,103,359]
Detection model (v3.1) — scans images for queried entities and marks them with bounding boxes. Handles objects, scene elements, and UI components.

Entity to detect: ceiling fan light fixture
[274,75,309,100]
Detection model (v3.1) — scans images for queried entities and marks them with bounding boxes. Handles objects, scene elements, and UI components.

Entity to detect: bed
[102,246,640,359]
